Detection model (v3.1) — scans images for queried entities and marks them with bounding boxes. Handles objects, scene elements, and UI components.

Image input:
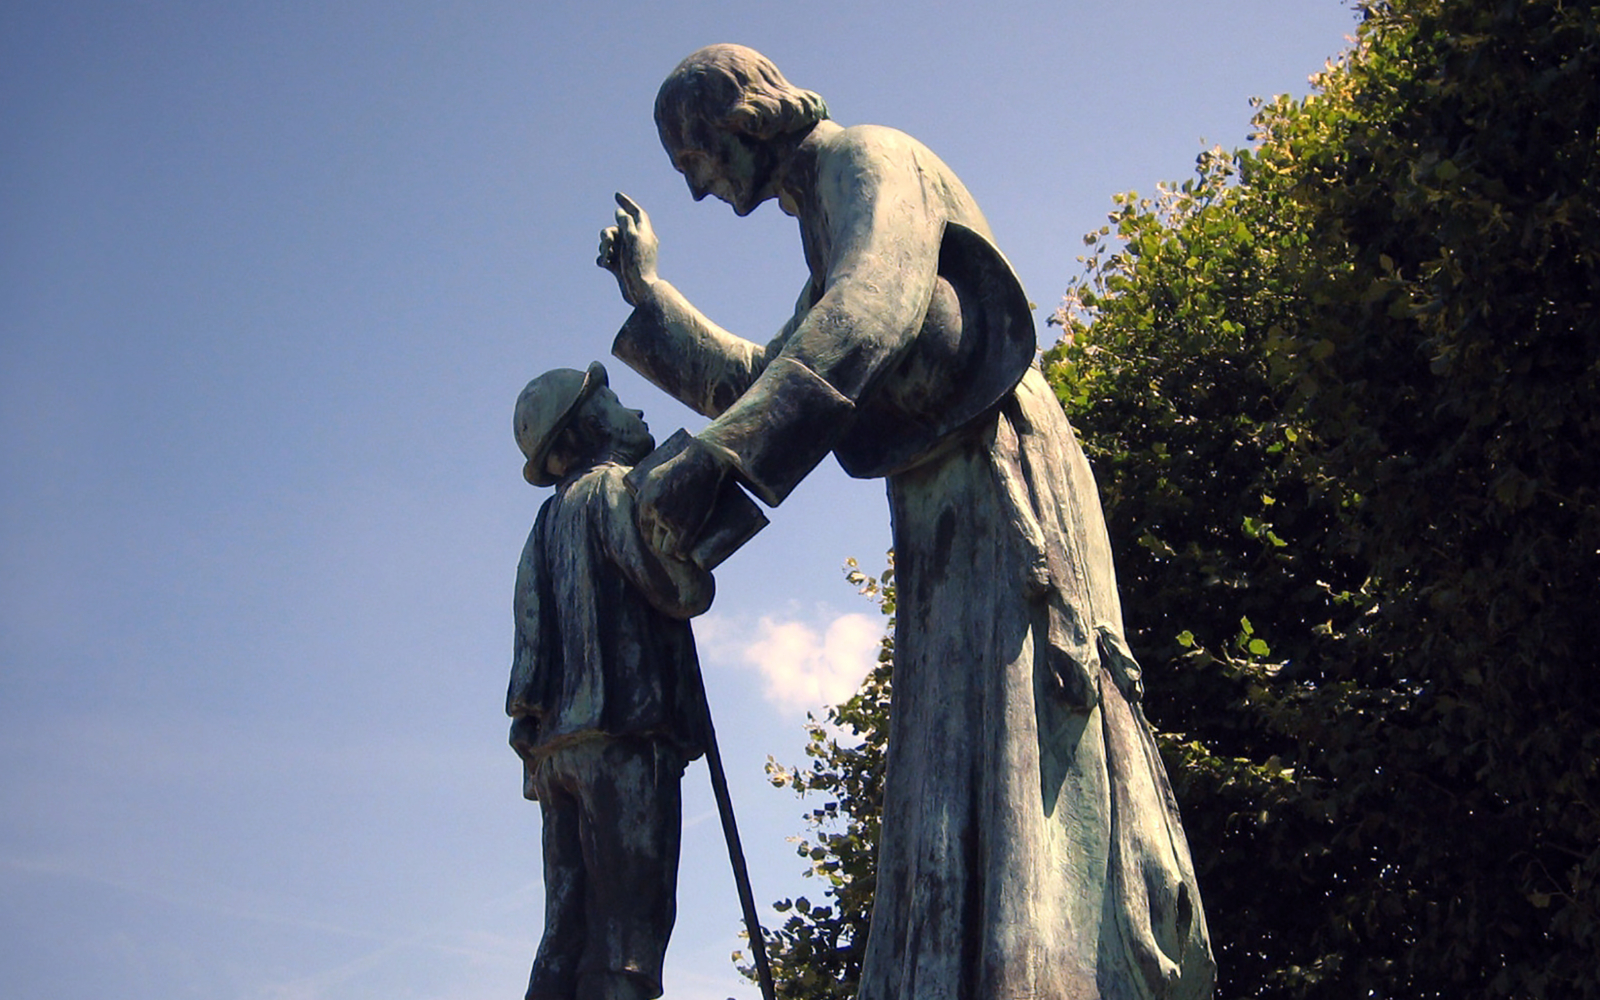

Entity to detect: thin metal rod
[698,681,778,1000]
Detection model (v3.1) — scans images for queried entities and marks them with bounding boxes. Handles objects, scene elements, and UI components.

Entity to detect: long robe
[616,122,1213,1000]
[872,367,1211,1000]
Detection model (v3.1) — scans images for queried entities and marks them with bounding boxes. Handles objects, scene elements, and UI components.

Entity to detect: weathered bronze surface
[508,363,711,1000]
[594,43,1215,1000]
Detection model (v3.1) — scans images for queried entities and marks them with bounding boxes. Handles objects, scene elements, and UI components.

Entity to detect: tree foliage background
[754,1,1599,996]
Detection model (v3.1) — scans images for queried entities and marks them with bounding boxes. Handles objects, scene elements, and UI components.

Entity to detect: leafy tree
[1061,1,1600,994]
[756,1,1600,996]
[1048,146,1366,996]
[1257,3,1599,994]
[743,558,893,1000]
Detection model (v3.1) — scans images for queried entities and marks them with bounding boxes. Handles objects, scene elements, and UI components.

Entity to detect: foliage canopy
[755,1,1599,996]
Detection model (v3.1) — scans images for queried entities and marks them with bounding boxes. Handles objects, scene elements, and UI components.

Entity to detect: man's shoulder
[819,124,961,206]
[827,123,926,163]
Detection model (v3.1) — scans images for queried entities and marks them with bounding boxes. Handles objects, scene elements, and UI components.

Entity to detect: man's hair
[655,44,828,150]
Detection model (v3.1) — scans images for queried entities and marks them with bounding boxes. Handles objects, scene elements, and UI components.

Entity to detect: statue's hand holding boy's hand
[629,433,729,561]
[598,191,659,308]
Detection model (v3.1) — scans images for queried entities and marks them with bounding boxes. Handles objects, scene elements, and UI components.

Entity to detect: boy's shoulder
[549,461,635,530]
[562,460,630,496]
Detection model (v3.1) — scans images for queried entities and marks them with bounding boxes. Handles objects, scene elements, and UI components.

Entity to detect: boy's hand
[629,434,726,559]
[598,192,659,308]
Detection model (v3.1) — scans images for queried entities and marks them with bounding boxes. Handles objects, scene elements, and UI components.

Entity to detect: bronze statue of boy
[506,361,712,1000]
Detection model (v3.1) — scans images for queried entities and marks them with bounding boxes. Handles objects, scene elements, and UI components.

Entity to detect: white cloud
[737,612,882,713]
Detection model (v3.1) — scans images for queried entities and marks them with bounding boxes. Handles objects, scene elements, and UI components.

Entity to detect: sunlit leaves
[758,3,1598,996]
[1049,1,1600,995]
[745,559,894,1000]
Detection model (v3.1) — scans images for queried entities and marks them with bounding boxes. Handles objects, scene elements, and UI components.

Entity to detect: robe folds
[615,121,1214,999]
[866,367,1213,1000]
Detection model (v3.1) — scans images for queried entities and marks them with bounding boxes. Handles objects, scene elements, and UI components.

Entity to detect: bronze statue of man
[599,44,1214,1000]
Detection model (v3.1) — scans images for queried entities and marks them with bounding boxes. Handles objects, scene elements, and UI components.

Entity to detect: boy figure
[507,361,712,1000]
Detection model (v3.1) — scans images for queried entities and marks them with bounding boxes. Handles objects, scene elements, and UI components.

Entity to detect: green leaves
[750,560,894,1000]
[1044,1,1600,994]
[763,4,1599,996]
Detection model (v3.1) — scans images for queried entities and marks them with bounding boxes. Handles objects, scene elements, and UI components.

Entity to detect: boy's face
[585,386,655,463]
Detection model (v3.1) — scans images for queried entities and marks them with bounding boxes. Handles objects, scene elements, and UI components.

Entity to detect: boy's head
[514,362,654,485]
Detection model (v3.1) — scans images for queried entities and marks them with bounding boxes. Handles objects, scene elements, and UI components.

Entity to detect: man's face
[664,125,774,217]
[585,386,655,463]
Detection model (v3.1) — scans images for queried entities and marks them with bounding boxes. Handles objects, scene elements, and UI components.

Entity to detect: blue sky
[2,3,1357,997]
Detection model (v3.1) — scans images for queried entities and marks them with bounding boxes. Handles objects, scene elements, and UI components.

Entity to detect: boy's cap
[514,361,608,486]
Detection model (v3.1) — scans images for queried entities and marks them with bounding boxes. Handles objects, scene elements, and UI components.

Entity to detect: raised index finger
[614,191,644,221]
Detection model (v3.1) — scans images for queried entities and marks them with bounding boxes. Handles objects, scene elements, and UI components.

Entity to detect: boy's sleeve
[599,467,714,619]
[507,503,553,718]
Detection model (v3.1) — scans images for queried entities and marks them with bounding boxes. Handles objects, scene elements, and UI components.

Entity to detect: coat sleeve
[612,277,820,421]
[597,467,715,620]
[697,135,946,505]
[612,284,768,419]
[506,502,555,718]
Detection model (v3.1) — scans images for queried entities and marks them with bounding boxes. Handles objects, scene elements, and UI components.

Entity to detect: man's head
[514,362,654,485]
[654,45,828,215]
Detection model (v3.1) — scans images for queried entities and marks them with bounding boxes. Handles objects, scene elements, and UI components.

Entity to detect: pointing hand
[597,192,659,307]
